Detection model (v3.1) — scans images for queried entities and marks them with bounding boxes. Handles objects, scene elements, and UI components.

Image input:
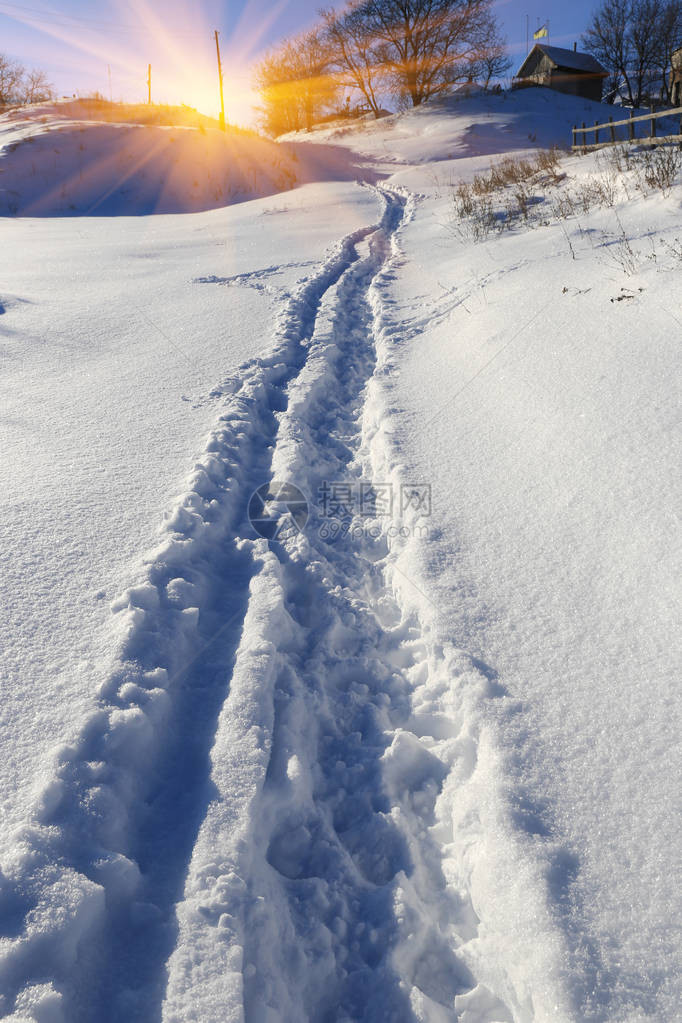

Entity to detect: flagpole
[526,14,529,54]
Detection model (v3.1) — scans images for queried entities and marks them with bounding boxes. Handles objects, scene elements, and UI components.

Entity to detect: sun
[2,0,290,127]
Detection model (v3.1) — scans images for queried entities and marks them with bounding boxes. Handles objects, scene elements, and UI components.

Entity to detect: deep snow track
[0,187,533,1023]
[163,188,517,1023]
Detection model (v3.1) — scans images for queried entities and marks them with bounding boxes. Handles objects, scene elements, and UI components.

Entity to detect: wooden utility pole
[214,30,226,130]
[147,63,151,104]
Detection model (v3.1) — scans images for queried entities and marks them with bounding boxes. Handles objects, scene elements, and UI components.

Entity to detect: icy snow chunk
[166,504,205,536]
[24,869,105,968]
[92,852,141,900]
[286,754,303,782]
[34,780,66,823]
[143,666,169,688]
[165,577,197,607]
[12,983,64,1023]
[109,582,160,614]
[454,983,514,1022]
[180,607,200,628]
[104,706,154,756]
[382,728,447,799]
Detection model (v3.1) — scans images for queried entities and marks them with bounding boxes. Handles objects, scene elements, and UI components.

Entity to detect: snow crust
[1,89,680,1022]
[0,101,299,215]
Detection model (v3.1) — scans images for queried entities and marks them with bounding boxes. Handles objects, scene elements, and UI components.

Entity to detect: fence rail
[572,105,682,151]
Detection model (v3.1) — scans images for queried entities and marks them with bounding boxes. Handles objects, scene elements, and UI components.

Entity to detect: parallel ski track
[163,187,515,1023]
[0,190,390,1021]
[0,185,528,1023]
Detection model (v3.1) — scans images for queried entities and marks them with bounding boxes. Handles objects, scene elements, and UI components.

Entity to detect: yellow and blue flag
[533,23,548,39]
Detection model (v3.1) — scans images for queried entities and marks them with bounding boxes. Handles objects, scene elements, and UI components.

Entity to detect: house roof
[516,44,608,78]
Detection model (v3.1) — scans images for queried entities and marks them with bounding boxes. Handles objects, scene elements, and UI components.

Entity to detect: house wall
[549,71,604,103]
[513,66,604,103]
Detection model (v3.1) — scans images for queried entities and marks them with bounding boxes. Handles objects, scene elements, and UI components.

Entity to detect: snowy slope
[0,176,381,863]
[0,100,298,215]
[375,164,682,1021]
[281,88,630,179]
[0,90,680,1023]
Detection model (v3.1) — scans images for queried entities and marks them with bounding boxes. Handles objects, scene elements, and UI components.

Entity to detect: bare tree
[254,46,304,136]
[20,68,54,105]
[258,0,507,128]
[469,22,512,88]
[321,3,384,117]
[254,29,338,136]
[358,0,505,107]
[295,29,340,129]
[0,54,54,107]
[0,54,25,107]
[583,0,635,105]
[655,0,682,101]
[629,0,665,104]
[583,0,682,106]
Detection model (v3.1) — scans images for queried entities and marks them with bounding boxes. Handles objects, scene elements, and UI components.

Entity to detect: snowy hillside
[0,89,680,1023]
[0,100,298,214]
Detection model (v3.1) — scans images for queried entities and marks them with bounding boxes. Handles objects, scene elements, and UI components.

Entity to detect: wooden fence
[572,105,682,151]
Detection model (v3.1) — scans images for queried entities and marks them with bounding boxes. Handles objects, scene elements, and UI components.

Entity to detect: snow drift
[0,101,297,215]
[0,85,680,1022]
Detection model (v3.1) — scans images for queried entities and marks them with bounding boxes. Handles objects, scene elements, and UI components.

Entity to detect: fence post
[594,119,599,146]
[629,114,635,141]
[572,124,576,149]
[582,121,586,152]
[609,115,615,144]
[650,107,656,140]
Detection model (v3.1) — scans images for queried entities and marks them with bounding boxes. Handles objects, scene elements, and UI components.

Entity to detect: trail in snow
[163,188,520,1023]
[1,184,566,1023]
[0,189,387,1022]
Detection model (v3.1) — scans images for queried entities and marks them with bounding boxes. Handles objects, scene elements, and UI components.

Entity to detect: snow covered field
[0,92,680,1022]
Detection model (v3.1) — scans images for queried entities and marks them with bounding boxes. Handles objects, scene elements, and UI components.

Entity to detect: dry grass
[450,143,682,242]
[450,148,563,240]
[17,95,260,138]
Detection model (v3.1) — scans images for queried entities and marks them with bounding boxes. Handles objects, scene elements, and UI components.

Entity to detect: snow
[0,89,680,1022]
[373,173,682,1021]
[0,100,298,215]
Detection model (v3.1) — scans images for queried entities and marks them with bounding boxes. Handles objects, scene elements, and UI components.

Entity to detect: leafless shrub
[605,143,681,196]
[639,147,682,195]
[534,146,562,178]
[451,149,563,239]
[600,213,641,275]
[604,145,633,174]
[658,236,682,263]
[451,142,681,245]
[513,187,530,220]
[551,191,578,219]
[453,181,476,216]
[451,193,497,240]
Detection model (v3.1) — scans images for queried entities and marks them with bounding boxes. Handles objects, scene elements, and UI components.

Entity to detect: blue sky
[0,1,598,123]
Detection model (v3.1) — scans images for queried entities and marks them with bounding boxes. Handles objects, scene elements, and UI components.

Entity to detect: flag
[534,24,548,39]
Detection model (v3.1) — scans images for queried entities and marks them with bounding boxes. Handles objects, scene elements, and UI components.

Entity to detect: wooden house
[671,47,682,106]
[513,44,608,104]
